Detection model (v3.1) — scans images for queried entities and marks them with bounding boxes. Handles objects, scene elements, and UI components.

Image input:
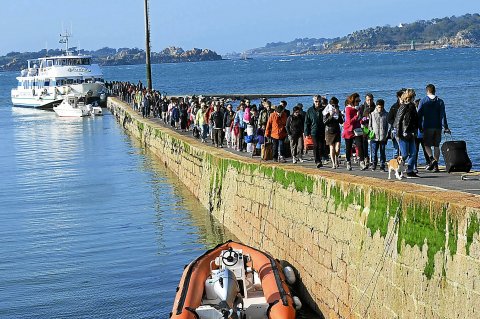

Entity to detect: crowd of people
[106,81,450,179]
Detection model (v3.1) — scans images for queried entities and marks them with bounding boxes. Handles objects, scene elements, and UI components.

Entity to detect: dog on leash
[387,156,405,180]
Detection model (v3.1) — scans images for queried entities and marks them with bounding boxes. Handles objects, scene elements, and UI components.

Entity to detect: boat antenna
[59,29,72,54]
[45,41,49,57]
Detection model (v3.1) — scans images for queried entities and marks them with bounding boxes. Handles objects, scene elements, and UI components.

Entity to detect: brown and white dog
[387,156,405,180]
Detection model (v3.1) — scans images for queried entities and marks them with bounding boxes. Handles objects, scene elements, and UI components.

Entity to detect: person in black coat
[286,105,305,163]
[304,95,326,168]
[393,89,419,178]
[210,104,225,147]
[388,88,405,158]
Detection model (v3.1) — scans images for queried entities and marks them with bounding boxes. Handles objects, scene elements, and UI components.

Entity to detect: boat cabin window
[67,79,73,84]
[44,80,50,86]
[46,60,53,67]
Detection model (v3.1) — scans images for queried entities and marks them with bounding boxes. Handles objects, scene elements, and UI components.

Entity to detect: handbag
[304,135,314,151]
[353,128,364,136]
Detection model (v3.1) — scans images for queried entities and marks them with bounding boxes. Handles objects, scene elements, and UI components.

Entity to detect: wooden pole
[144,0,152,90]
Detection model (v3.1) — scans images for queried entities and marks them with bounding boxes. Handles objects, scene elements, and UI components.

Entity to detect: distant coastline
[233,13,480,58]
[0,46,222,72]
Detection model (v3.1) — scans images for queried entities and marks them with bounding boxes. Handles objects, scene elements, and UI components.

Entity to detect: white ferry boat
[11,32,106,108]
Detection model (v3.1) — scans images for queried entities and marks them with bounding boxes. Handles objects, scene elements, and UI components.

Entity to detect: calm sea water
[0,48,478,319]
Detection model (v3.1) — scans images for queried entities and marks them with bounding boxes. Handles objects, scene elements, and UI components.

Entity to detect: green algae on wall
[330,183,365,211]
[366,191,400,238]
[365,191,459,280]
[466,214,480,255]
[205,154,316,196]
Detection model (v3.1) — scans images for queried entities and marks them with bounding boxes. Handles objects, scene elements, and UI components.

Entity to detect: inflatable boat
[170,240,301,319]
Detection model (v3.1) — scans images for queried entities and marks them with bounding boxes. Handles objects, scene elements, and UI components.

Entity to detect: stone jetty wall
[108,97,480,319]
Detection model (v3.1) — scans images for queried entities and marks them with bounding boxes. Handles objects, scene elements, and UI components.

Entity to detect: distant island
[0,46,222,71]
[235,13,480,57]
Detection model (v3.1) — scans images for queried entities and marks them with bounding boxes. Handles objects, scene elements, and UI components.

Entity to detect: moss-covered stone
[466,214,480,256]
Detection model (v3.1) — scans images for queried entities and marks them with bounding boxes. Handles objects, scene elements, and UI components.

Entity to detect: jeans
[201,124,209,140]
[390,128,400,158]
[272,138,285,159]
[371,140,387,168]
[398,138,417,173]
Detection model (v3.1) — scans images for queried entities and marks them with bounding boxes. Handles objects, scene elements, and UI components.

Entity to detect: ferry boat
[11,31,106,109]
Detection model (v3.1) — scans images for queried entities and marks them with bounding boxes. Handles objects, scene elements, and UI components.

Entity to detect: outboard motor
[212,268,240,309]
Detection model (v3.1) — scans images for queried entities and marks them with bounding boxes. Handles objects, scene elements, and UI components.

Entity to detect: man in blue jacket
[417,84,450,172]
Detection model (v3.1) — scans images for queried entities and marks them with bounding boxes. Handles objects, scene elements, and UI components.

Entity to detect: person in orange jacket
[265,105,288,162]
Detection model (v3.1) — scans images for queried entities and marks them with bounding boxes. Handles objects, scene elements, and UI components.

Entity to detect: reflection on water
[0,106,239,319]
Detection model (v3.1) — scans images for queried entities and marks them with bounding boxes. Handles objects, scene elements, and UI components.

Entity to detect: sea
[0,48,478,319]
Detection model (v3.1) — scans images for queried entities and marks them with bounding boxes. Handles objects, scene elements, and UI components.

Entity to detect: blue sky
[0,0,478,55]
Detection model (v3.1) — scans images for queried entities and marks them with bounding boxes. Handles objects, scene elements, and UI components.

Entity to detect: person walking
[417,84,450,172]
[369,99,389,171]
[210,103,225,147]
[265,105,288,162]
[286,105,305,163]
[233,102,247,151]
[196,103,209,143]
[360,93,376,167]
[343,93,366,170]
[323,97,344,169]
[223,104,235,148]
[305,95,326,168]
[387,89,405,158]
[258,100,273,128]
[394,89,420,178]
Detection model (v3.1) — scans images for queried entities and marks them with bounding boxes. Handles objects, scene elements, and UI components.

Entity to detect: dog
[387,156,405,180]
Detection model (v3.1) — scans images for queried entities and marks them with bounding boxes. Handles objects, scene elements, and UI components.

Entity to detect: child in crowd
[369,99,389,171]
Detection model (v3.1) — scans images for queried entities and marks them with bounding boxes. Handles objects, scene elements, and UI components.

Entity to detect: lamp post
[144,0,152,90]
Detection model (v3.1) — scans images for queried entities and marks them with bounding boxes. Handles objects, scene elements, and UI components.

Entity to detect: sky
[0,0,478,55]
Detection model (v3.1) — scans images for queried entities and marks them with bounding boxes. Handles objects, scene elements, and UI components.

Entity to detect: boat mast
[144,0,153,90]
[59,29,72,54]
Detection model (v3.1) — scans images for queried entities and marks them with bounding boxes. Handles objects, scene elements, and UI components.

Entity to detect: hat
[296,103,304,108]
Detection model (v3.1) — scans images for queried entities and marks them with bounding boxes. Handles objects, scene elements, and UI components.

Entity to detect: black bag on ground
[441,140,472,173]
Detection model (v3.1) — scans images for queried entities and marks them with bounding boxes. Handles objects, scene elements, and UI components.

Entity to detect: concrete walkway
[130,108,479,196]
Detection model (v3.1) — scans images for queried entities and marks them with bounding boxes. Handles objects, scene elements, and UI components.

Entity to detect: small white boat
[53,95,91,117]
[88,104,103,116]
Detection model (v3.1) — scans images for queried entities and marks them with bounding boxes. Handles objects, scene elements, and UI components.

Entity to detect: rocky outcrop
[0,46,222,71]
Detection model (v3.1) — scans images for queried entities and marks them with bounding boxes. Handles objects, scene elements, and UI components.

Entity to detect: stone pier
[108,97,480,319]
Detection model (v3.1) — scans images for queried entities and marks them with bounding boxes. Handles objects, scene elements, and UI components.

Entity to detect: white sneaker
[293,158,297,164]
[297,157,304,163]
[279,156,286,163]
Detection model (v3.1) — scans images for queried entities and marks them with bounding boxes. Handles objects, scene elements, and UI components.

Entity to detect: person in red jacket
[342,93,366,171]
[265,105,288,162]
